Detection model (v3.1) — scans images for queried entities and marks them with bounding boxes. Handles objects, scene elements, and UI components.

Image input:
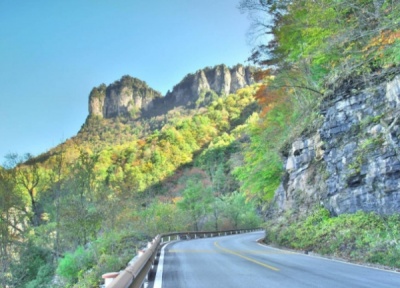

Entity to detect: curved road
[152,231,400,288]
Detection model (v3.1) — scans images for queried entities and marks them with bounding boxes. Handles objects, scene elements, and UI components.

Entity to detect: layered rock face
[88,64,254,119]
[275,73,400,216]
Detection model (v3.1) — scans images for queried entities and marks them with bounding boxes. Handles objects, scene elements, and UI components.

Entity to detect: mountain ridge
[87,64,255,120]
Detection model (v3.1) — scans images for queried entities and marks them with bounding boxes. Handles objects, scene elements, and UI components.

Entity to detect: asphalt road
[152,231,400,288]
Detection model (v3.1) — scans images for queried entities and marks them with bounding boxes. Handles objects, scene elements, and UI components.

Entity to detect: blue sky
[0,0,254,163]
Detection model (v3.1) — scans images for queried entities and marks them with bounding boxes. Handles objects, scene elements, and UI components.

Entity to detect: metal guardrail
[104,228,263,288]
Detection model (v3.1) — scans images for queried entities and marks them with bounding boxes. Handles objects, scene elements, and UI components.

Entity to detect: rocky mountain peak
[88,75,162,119]
[88,64,255,120]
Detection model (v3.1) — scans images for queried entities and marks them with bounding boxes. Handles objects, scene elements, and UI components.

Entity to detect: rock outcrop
[274,71,400,216]
[88,76,162,119]
[164,64,254,108]
[88,64,255,119]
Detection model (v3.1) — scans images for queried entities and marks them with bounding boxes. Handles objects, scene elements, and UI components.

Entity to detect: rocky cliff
[274,70,400,216]
[89,76,162,118]
[88,64,254,119]
[163,64,254,107]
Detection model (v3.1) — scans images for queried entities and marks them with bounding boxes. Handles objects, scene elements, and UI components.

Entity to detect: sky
[0,0,254,164]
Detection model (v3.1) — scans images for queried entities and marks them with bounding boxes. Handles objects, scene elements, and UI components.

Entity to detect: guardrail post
[144,272,149,288]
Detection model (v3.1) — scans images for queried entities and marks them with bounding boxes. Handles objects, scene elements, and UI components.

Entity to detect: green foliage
[135,201,188,235]
[58,150,102,247]
[265,208,400,268]
[55,230,144,287]
[24,264,54,288]
[178,176,213,231]
[242,0,400,83]
[222,191,261,229]
[9,242,53,288]
[57,246,94,285]
[89,84,106,100]
[196,89,219,108]
[233,97,301,203]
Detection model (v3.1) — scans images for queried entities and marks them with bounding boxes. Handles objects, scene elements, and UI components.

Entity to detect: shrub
[57,246,94,284]
[10,242,53,288]
[25,264,54,288]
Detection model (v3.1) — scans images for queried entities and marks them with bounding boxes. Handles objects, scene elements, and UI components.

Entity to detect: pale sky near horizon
[0,0,256,164]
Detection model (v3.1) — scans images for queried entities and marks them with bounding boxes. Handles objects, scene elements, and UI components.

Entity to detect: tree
[0,154,50,287]
[209,163,227,230]
[0,165,23,287]
[14,154,43,227]
[178,178,212,231]
[240,0,400,81]
[59,150,101,247]
[222,191,261,229]
[136,201,187,235]
[9,241,52,288]
[210,196,224,231]
[48,146,66,261]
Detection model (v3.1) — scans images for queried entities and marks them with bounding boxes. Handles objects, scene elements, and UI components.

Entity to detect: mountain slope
[74,64,255,149]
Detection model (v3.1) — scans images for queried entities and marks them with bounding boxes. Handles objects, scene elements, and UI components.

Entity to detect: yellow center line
[240,250,294,255]
[214,241,280,272]
[169,249,218,253]
[169,249,292,255]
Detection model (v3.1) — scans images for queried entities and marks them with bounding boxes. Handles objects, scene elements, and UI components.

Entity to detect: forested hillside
[1,0,400,287]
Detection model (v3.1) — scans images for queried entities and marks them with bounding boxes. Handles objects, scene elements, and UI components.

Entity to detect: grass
[264,208,400,269]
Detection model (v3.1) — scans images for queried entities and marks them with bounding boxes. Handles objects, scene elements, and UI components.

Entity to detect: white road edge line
[153,242,174,288]
[256,237,400,274]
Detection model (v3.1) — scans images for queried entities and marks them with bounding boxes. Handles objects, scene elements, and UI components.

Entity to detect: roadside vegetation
[265,208,400,269]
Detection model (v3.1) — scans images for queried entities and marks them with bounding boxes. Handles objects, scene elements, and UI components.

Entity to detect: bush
[56,230,145,287]
[57,246,94,284]
[10,242,53,288]
[25,264,54,288]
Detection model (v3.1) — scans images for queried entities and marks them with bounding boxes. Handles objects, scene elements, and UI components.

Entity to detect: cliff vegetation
[239,0,400,268]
